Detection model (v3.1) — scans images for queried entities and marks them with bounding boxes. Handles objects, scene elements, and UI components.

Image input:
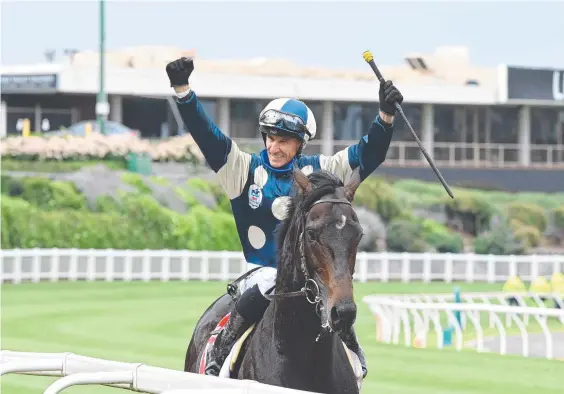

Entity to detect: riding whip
[362,50,454,199]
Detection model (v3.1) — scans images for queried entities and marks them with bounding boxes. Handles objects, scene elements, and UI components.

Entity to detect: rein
[264,197,352,304]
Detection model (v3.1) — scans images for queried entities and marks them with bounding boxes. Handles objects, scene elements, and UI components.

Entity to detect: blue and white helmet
[258,98,317,145]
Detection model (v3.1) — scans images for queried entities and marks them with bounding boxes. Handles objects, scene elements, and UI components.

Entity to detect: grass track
[2,281,563,394]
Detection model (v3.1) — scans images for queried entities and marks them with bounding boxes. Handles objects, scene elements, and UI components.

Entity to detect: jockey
[166,57,403,378]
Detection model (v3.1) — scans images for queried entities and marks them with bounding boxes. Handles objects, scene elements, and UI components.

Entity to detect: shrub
[391,179,447,199]
[187,178,232,214]
[553,206,564,230]
[173,206,240,251]
[511,221,542,249]
[355,177,405,223]
[1,175,24,197]
[13,177,88,211]
[444,192,495,236]
[420,219,464,253]
[473,218,525,255]
[118,193,178,248]
[120,172,153,194]
[386,219,428,253]
[95,195,122,213]
[506,202,547,232]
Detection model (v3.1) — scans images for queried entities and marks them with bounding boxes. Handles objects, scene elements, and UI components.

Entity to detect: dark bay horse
[184,167,365,393]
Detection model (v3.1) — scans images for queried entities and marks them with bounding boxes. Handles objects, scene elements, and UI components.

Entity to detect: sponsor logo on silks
[248,184,263,209]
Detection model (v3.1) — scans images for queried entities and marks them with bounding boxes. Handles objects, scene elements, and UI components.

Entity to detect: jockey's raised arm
[318,81,402,184]
[171,83,252,200]
[319,116,393,185]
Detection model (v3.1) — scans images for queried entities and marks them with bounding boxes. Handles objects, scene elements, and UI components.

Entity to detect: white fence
[2,249,564,284]
[363,291,564,360]
[0,351,316,394]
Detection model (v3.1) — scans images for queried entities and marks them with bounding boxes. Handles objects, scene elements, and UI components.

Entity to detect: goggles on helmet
[259,109,310,137]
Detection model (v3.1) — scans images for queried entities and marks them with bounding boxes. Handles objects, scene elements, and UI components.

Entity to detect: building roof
[62,44,498,89]
[8,45,561,105]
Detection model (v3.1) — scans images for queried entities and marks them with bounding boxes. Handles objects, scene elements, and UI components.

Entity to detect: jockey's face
[266,134,301,168]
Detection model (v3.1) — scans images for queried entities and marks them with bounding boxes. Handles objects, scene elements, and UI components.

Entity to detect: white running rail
[363,291,564,360]
[2,248,563,284]
[0,351,317,394]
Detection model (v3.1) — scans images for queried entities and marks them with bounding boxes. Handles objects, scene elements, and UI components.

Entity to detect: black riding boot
[341,326,368,379]
[204,284,271,376]
[204,308,253,376]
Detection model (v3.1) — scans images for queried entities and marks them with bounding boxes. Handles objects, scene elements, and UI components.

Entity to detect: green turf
[2,281,563,394]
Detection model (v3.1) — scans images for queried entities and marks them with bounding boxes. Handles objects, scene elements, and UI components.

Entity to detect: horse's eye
[306,229,317,241]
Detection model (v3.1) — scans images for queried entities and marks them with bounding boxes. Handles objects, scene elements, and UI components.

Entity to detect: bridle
[264,196,352,306]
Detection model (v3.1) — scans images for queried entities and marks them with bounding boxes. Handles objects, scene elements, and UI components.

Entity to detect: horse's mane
[274,170,345,286]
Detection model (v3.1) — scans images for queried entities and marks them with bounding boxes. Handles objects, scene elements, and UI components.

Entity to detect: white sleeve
[318,147,355,185]
[216,141,252,199]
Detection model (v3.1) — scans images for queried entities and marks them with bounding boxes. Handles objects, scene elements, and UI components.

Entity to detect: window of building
[229,99,267,139]
[332,102,379,141]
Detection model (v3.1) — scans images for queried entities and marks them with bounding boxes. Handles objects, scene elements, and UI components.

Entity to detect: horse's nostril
[330,305,340,323]
[331,303,356,328]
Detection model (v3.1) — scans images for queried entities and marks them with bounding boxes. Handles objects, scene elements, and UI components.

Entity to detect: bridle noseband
[264,197,352,305]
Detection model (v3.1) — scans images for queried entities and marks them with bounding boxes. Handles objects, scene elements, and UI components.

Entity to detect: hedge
[2,169,562,253]
[2,176,88,211]
[2,196,138,249]
[1,193,241,251]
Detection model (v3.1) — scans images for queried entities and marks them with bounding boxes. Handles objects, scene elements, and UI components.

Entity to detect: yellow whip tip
[362,50,374,63]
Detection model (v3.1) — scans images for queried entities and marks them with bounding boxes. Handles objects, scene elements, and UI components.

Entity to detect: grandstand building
[1,46,563,191]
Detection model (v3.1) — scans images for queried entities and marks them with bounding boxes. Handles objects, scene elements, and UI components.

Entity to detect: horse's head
[277,166,363,336]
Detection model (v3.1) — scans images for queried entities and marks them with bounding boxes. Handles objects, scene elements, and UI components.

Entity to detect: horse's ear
[344,167,362,201]
[293,166,312,194]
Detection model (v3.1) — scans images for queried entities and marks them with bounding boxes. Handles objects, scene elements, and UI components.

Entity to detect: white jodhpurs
[238,265,277,296]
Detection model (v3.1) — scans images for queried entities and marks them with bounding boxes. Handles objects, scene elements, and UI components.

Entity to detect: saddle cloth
[199,313,364,390]
[198,312,255,377]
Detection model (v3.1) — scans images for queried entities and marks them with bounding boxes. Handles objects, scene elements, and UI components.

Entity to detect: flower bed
[0,133,205,164]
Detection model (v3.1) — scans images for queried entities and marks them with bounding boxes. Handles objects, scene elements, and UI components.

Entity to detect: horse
[184,166,365,394]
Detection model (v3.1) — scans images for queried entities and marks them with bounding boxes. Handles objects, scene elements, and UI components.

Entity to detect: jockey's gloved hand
[379,80,404,116]
[166,57,194,87]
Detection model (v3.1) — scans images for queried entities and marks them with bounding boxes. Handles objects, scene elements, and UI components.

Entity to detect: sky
[1,0,564,71]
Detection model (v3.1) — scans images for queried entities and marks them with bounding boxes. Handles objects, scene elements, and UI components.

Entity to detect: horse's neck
[273,259,326,354]
[271,297,339,387]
